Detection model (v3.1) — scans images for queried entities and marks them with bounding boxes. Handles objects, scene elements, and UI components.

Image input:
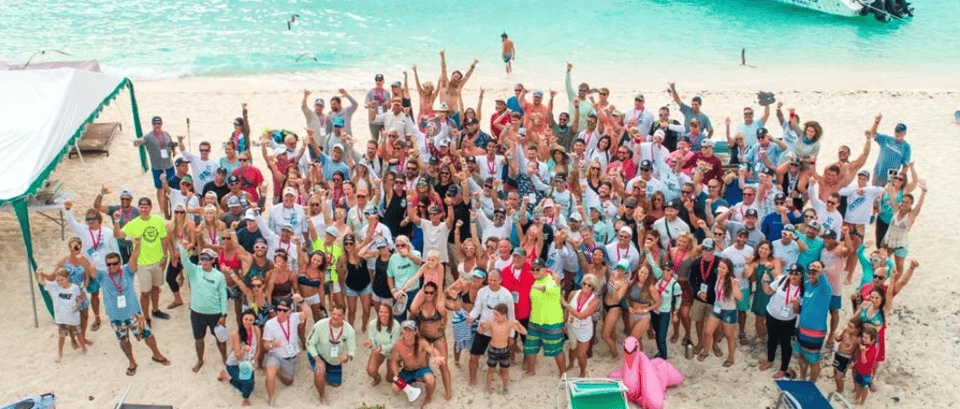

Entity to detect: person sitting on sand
[390,320,446,407]
[217,309,260,407]
[479,303,527,393]
[96,243,172,376]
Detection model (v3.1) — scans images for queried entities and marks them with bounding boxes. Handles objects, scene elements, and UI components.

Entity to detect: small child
[853,326,880,405]
[38,268,86,362]
[401,251,445,310]
[478,303,526,394]
[832,316,863,393]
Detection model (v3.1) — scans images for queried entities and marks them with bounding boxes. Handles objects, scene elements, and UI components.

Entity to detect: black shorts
[470,333,492,356]
[191,310,221,340]
[516,317,530,343]
[487,346,510,368]
[832,352,852,375]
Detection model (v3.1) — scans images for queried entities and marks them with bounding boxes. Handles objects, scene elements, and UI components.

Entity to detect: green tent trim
[0,78,145,326]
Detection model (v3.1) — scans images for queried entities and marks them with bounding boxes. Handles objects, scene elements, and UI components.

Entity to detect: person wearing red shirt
[500,247,534,360]
[683,139,723,183]
[607,144,640,181]
[232,151,266,207]
[490,99,511,139]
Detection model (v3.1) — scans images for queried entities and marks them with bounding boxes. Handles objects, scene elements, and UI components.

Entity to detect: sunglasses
[708,185,719,189]
[239,158,249,162]
[121,198,132,201]
[199,149,210,153]
[424,291,436,296]
[233,123,241,127]
[788,271,801,276]
[804,215,816,219]
[599,92,609,96]
[774,201,785,205]
[107,261,120,267]
[310,203,321,207]
[744,112,754,116]
[254,245,267,250]
[514,88,523,92]
[252,284,263,288]
[681,190,693,194]
[464,246,476,251]
[71,245,81,251]
[743,193,755,197]
[199,256,214,262]
[807,269,821,274]
[827,201,838,205]
[222,237,232,241]
[873,275,885,280]
[175,210,186,214]
[484,185,493,189]
[894,177,905,181]
[276,307,290,312]
[396,244,407,248]
[85,217,97,222]
[578,88,588,92]
[356,195,367,199]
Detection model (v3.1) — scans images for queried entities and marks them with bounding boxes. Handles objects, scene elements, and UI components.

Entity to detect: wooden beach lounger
[69,121,121,158]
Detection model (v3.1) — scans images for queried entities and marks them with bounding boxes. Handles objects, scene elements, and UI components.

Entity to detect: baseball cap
[375,238,388,249]
[119,189,134,198]
[273,146,288,157]
[402,320,417,331]
[665,199,681,210]
[635,94,645,101]
[895,123,907,133]
[639,159,653,170]
[151,116,162,125]
[391,81,402,88]
[532,90,544,97]
[618,226,632,236]
[446,184,460,197]
[332,116,345,128]
[227,196,241,207]
[542,198,555,208]
[280,223,295,232]
[374,73,384,81]
[774,192,786,202]
[428,205,443,214]
[243,209,256,221]
[428,156,439,164]
[471,269,487,279]
[662,260,675,270]
[200,248,218,258]
[807,220,821,232]
[757,127,769,138]
[494,207,506,214]
[331,144,344,152]
[787,263,804,274]
[821,229,838,240]
[215,167,228,175]
[701,139,715,148]
[512,247,527,257]
[465,156,477,163]
[857,170,870,178]
[282,186,297,197]
[783,224,796,233]
[227,175,240,184]
[700,238,716,251]
[180,175,193,184]
[615,259,630,270]
[464,117,479,126]
[175,157,190,166]
[737,228,750,237]
[325,226,339,237]
[569,212,582,222]
[364,207,378,216]
[314,98,325,106]
[745,209,759,218]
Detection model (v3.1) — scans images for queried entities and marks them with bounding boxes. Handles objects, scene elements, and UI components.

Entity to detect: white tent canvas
[0,68,127,201]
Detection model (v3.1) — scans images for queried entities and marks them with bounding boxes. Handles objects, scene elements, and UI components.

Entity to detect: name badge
[330,345,339,358]
[511,291,520,303]
[160,149,169,159]
[712,304,721,315]
[281,341,297,356]
[116,295,127,309]
[377,106,385,115]
[699,284,708,293]
[780,306,793,317]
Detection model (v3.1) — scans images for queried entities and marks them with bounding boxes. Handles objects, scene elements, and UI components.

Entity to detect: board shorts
[523,322,564,357]
[111,318,152,341]
[503,54,513,63]
[832,352,852,374]
[138,261,164,290]
[265,352,298,379]
[711,308,738,325]
[309,355,342,385]
[736,288,751,311]
[793,327,826,364]
[470,333,493,356]
[854,372,872,387]
[399,366,433,384]
[487,346,510,368]
[190,310,221,340]
[86,279,101,293]
[151,167,175,189]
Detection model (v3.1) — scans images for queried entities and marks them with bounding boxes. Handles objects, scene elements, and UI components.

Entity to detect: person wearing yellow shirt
[522,261,566,377]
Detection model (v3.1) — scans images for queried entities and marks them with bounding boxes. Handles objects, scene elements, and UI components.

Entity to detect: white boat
[771,0,913,21]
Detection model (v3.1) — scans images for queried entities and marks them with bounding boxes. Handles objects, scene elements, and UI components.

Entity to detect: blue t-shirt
[724,179,744,206]
[506,97,524,117]
[97,265,141,321]
[797,235,824,269]
[761,212,802,242]
[872,134,911,185]
[798,275,832,331]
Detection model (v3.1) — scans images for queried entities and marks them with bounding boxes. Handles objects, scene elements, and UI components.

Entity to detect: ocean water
[1,0,957,84]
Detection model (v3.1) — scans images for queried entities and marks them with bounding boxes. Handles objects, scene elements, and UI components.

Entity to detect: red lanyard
[657,278,671,295]
[246,327,254,347]
[329,323,344,344]
[487,157,496,174]
[208,229,218,245]
[547,214,556,225]
[583,243,596,264]
[673,250,688,268]
[575,291,590,312]
[715,279,724,301]
[108,271,124,295]
[281,240,292,255]
[120,207,134,224]
[375,89,384,102]
[398,157,406,172]
[89,227,102,250]
[154,132,166,147]
[279,317,292,342]
[369,220,379,235]
[617,243,629,260]
[784,282,800,304]
[700,256,715,282]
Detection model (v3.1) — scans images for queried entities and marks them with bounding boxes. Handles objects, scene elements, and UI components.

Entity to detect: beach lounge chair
[773,379,851,409]
[556,375,629,409]
[69,121,121,159]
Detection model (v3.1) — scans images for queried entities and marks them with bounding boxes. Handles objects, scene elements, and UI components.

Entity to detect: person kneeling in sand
[478,303,526,394]
[390,320,446,407]
[305,304,356,404]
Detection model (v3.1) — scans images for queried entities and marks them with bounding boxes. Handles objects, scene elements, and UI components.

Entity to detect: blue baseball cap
[895,123,907,133]
[333,117,345,128]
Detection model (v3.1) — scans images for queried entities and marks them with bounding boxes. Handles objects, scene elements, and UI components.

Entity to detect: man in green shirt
[180,246,229,373]
[114,197,170,321]
[306,305,356,404]
[523,262,565,377]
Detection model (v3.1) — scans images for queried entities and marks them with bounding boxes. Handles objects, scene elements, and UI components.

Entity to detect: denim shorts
[343,283,373,297]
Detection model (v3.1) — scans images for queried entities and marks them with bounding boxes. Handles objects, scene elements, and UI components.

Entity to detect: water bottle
[239,361,253,381]
[684,340,693,360]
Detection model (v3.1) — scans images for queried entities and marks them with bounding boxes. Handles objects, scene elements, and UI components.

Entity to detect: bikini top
[629,283,653,305]
[417,307,442,324]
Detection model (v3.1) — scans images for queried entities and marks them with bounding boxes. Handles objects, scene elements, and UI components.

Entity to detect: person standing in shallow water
[501,33,515,74]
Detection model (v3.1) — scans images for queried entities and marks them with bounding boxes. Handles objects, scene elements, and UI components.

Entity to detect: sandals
[90,320,101,332]
[126,365,137,376]
[152,356,172,366]
[738,333,749,346]
[669,333,679,344]
[723,359,735,368]
[697,352,708,362]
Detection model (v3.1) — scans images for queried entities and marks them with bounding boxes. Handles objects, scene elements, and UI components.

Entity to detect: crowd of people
[38,53,927,407]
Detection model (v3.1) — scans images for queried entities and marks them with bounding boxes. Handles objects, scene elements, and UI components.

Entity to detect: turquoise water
[1,0,956,80]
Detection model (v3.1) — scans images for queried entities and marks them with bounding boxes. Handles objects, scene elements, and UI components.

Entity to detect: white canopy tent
[0,68,147,326]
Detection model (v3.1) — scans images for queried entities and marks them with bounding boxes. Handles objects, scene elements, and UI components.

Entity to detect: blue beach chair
[556,375,629,409]
[774,380,851,409]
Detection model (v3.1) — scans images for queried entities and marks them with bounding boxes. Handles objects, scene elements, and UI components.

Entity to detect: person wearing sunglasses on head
[178,244,229,373]
[64,199,119,332]
[94,241,172,376]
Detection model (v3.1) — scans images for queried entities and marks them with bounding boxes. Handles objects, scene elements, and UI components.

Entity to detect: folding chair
[774,380,851,409]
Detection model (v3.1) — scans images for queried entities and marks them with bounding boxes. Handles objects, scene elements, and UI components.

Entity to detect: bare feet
[697,352,708,362]
[468,379,477,387]
[524,370,537,377]
[772,370,785,379]
[71,339,80,350]
[192,361,204,373]
[444,391,452,400]
[54,354,62,363]
[420,396,432,408]
[870,382,878,392]
[712,344,723,357]
[723,359,734,367]
[371,374,382,386]
[241,398,250,406]
[758,361,773,371]
[670,333,679,343]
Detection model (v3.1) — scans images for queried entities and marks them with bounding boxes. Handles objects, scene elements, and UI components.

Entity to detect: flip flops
[90,320,101,332]
[152,356,172,366]
[723,359,735,368]
[126,365,137,376]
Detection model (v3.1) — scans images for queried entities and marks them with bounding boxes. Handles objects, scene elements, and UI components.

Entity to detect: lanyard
[108,270,124,295]
[673,249,688,268]
[583,243,596,264]
[575,291,591,312]
[656,277,671,295]
[617,243,629,260]
[329,323,344,344]
[700,256,715,283]
[715,279,724,301]
[89,227,102,250]
[784,281,801,305]
[280,239,292,255]
[279,317,292,342]
[208,228,218,245]
[119,207,134,224]
[487,157,497,174]
[246,327,255,347]
[154,131,166,147]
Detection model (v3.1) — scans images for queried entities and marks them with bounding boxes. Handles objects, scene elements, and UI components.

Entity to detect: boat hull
[771,0,864,17]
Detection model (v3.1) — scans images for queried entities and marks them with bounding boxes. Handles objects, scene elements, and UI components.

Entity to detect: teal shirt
[181,248,228,315]
[855,245,895,290]
[656,277,682,313]
[797,235,823,270]
[388,251,422,292]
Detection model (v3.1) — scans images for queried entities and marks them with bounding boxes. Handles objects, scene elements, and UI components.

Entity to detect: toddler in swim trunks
[478,304,527,394]
[832,316,863,393]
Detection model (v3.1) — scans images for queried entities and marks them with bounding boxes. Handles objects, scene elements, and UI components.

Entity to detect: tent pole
[28,259,38,328]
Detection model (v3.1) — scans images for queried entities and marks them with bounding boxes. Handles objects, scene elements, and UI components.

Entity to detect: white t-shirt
[46,282,82,326]
[722,245,755,290]
[182,151,219,190]
[263,312,302,358]
[652,217,690,248]
[169,190,200,223]
[268,203,307,236]
[766,275,800,321]
[419,220,451,263]
[476,155,504,180]
[838,185,884,225]
[772,239,800,267]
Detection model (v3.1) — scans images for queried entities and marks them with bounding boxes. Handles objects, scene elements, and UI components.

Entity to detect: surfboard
[0,393,56,409]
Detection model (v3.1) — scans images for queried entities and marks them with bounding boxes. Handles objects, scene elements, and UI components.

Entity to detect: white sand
[0,74,957,408]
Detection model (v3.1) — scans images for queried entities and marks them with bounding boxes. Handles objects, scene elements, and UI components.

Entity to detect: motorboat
[773,0,913,21]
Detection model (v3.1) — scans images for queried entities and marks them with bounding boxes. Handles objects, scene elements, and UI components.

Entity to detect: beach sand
[0,73,957,408]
